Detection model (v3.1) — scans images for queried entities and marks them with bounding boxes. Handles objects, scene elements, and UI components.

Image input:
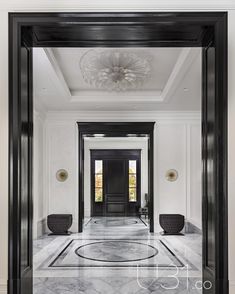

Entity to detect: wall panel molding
[46,111,201,123]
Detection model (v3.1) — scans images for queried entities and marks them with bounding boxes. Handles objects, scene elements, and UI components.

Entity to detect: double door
[91,150,141,217]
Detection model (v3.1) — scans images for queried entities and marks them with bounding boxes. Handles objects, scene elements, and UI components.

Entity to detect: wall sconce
[165,169,178,182]
[56,169,68,182]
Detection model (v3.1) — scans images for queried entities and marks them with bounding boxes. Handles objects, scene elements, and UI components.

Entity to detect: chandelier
[79,50,151,91]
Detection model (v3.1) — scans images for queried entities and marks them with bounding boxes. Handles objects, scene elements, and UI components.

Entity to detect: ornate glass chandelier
[80,50,151,91]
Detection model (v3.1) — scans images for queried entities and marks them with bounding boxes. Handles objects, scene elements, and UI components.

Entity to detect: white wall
[156,124,187,217]
[155,121,201,230]
[188,124,202,228]
[45,121,79,232]
[84,137,149,217]
[43,112,201,233]
[33,111,47,238]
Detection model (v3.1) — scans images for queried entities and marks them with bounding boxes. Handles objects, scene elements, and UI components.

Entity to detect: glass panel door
[95,160,103,202]
[129,160,137,202]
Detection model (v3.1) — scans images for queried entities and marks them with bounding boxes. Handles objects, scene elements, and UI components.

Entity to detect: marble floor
[33,217,202,293]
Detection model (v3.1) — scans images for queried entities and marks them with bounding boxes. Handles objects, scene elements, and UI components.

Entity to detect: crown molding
[84,136,148,142]
[70,90,163,103]
[44,48,71,99]
[162,48,200,103]
[1,1,234,11]
[45,110,201,122]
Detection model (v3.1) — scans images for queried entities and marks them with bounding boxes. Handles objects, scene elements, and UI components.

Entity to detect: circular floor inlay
[75,241,158,262]
[93,219,138,226]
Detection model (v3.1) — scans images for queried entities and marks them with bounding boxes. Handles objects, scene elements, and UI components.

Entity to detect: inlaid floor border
[47,238,187,269]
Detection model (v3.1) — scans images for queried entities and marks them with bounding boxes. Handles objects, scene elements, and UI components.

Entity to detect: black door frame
[8,12,228,294]
[77,122,155,232]
[90,149,141,217]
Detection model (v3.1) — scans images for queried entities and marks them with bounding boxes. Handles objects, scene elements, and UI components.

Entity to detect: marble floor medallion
[44,238,186,268]
[75,240,158,262]
[93,218,139,226]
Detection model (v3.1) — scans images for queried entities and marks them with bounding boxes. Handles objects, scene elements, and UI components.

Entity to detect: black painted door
[91,150,141,217]
[104,159,127,216]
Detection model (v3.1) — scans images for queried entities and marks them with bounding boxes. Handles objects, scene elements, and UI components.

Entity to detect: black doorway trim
[8,12,228,294]
[77,122,155,232]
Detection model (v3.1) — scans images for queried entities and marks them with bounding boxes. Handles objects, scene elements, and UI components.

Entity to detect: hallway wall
[155,122,202,229]
[43,120,79,232]
[33,111,47,238]
[34,111,201,234]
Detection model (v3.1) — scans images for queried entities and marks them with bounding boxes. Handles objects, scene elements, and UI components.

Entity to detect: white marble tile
[33,217,202,293]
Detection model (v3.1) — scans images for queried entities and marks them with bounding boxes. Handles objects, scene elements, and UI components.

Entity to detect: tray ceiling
[33,47,201,111]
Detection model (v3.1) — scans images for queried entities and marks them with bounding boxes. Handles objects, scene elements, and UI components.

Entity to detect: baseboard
[0,280,7,294]
[84,209,91,218]
[154,221,202,234]
[37,217,47,237]
[230,281,235,293]
[154,222,162,233]
[185,221,202,234]
[70,220,78,233]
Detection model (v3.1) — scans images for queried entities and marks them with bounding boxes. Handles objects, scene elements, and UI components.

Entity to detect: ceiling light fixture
[80,50,151,92]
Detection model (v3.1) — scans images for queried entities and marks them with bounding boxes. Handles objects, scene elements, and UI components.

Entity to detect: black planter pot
[159,214,185,235]
[47,214,73,235]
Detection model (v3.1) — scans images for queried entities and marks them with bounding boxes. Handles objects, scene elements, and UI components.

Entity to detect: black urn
[47,214,73,235]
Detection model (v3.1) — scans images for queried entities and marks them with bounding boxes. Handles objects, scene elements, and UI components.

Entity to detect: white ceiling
[33,47,201,112]
[51,48,182,92]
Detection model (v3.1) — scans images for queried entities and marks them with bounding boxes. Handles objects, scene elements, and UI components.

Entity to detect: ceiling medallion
[80,50,151,91]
